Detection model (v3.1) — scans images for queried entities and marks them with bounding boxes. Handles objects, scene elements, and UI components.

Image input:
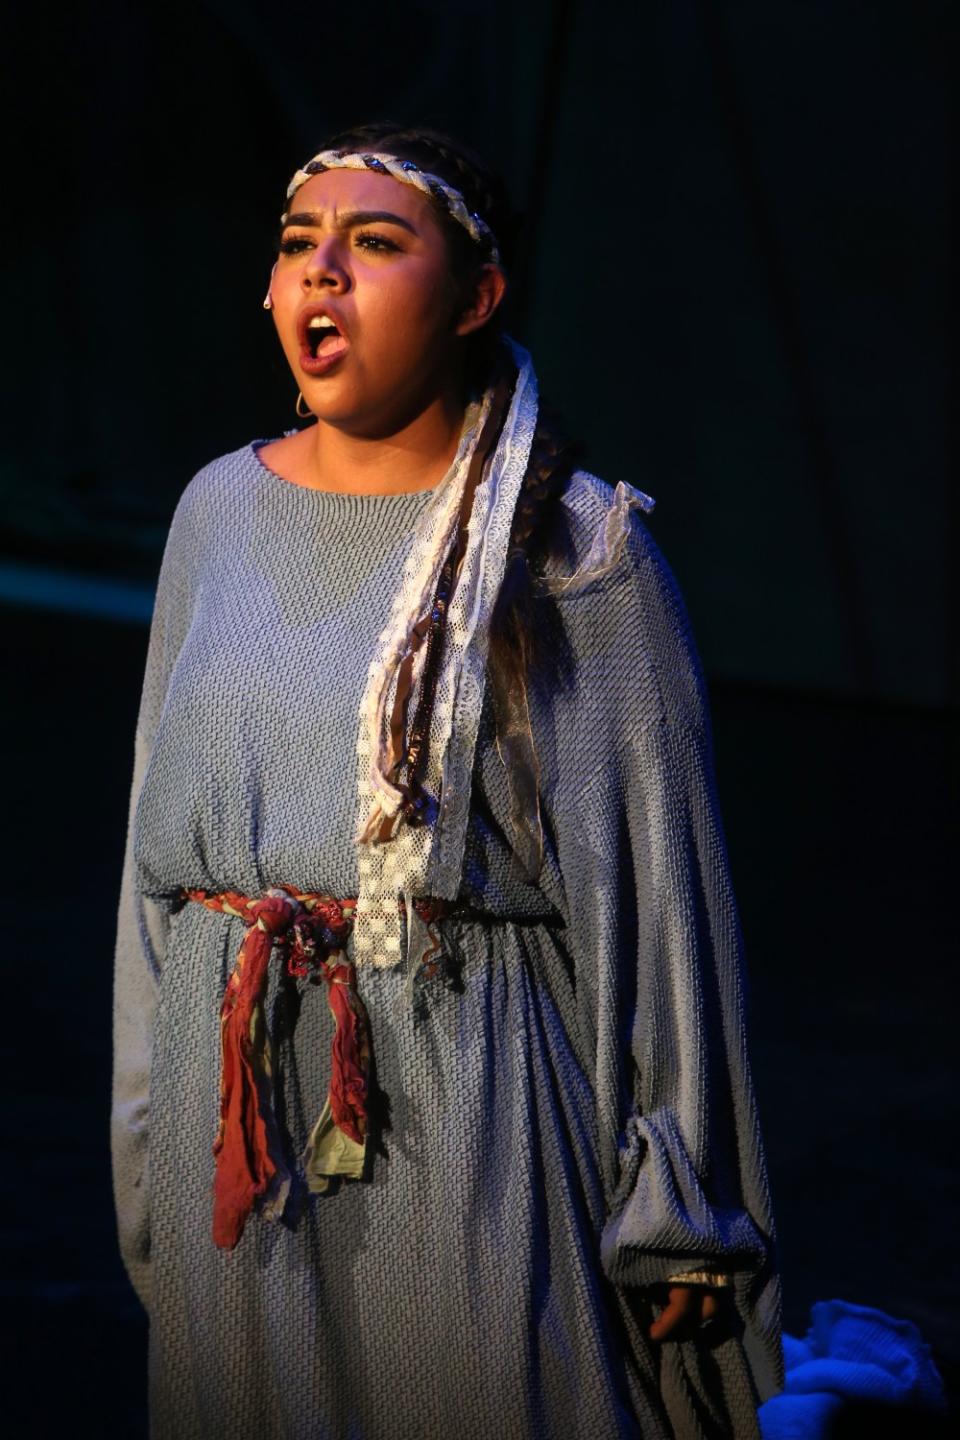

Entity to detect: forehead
[284,168,440,230]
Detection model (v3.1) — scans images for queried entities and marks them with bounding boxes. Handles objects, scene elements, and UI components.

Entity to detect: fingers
[647,1285,725,1344]
[647,1285,698,1343]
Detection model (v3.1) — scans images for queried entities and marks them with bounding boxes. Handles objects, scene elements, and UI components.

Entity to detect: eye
[276,230,403,258]
[278,234,312,255]
[354,231,400,254]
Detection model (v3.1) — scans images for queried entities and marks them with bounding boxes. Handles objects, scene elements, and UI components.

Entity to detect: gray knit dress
[111,439,782,1440]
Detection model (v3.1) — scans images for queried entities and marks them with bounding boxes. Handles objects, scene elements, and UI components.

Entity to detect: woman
[111,122,782,1439]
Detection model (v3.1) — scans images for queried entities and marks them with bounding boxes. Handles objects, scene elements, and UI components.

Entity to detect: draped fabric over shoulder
[112,404,782,1438]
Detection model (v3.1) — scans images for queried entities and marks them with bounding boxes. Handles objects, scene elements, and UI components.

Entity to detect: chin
[306,385,425,439]
[302,392,376,431]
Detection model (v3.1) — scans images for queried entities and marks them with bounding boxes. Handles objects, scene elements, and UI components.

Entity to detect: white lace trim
[352,338,539,973]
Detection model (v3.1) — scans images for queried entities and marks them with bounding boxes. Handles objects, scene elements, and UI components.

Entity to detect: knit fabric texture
[111,440,783,1439]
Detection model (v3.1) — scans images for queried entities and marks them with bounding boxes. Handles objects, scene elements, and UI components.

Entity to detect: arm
[595,716,773,1290]
[111,728,168,1311]
[109,470,203,1311]
[606,720,762,1352]
[541,476,782,1393]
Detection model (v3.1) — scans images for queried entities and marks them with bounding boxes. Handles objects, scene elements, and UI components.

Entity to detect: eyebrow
[279,209,419,236]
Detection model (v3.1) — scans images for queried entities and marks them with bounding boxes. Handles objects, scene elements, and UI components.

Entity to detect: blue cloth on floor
[759,1300,946,1438]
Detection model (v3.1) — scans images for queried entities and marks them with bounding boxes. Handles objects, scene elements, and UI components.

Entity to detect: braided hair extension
[491,395,581,674]
[294,123,582,870]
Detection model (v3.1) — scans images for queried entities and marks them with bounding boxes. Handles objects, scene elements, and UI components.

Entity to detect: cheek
[377,279,458,351]
[275,315,301,360]
[271,281,301,341]
[364,290,451,358]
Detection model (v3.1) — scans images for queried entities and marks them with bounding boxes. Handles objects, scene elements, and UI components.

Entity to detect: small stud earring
[263,261,277,311]
[295,391,312,419]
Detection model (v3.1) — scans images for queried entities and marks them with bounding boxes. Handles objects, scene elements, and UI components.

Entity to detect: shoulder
[550,468,659,566]
[162,440,268,554]
[550,468,683,620]
[153,441,261,591]
[542,468,710,732]
[556,467,626,528]
[168,441,262,534]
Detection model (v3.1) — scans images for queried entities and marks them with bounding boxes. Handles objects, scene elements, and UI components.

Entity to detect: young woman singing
[112,122,782,1438]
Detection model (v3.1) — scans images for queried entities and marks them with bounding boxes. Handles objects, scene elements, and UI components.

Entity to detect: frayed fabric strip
[400,893,457,1022]
[182,885,455,1242]
[537,479,656,598]
[182,886,369,1247]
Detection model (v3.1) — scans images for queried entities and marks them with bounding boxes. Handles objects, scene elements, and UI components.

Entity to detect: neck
[302,388,470,496]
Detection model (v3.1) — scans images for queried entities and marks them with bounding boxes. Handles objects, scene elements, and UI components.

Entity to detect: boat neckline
[247,439,441,501]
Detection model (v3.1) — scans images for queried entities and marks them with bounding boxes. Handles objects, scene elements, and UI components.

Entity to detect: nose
[301,235,350,292]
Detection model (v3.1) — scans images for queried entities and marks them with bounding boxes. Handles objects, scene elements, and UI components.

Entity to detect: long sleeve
[539,472,782,1399]
[595,718,772,1286]
[110,475,202,1311]
[111,728,169,1310]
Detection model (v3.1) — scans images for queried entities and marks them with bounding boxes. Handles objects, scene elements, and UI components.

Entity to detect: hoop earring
[295,391,312,419]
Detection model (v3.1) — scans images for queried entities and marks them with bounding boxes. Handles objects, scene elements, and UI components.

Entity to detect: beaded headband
[282,150,501,266]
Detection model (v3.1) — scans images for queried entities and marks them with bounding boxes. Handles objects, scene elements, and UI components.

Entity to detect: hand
[648,1284,728,1344]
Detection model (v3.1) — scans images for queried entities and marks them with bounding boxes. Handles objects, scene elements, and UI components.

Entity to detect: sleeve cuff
[665,1269,735,1288]
[599,1109,770,1290]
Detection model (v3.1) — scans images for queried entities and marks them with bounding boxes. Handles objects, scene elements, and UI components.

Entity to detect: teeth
[307,315,336,330]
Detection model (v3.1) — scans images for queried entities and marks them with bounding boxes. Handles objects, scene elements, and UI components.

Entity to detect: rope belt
[182,884,447,1251]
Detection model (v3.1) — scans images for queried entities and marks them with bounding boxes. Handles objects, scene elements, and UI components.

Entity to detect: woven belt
[182,884,446,1250]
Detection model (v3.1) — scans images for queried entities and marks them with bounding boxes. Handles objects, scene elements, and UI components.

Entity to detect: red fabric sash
[182,885,367,1251]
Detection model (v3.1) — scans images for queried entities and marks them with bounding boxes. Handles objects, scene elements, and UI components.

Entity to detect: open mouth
[305,315,342,359]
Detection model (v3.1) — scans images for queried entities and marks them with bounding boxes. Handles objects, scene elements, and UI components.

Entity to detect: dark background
[1,1,955,1433]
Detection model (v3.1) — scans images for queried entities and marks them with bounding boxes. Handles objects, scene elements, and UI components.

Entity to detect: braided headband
[282,150,501,266]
